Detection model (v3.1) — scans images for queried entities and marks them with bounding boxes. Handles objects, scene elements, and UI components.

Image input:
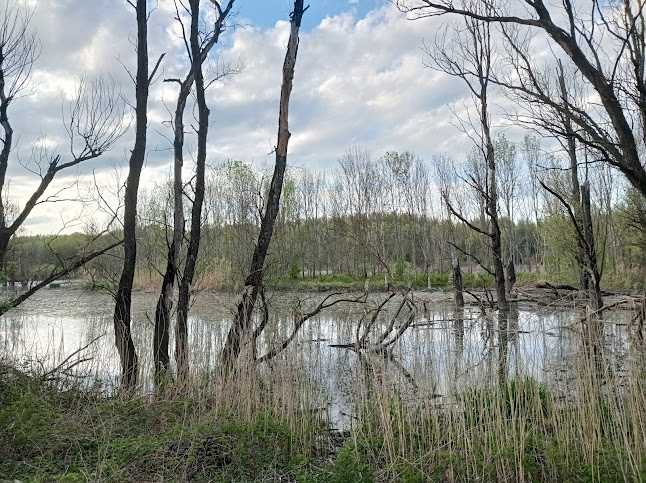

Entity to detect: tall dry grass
[2,291,646,481]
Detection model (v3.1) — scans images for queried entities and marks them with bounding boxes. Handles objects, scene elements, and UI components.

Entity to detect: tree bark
[482,84,508,311]
[505,259,516,300]
[153,76,190,379]
[557,60,589,292]
[153,0,235,382]
[221,0,306,369]
[174,0,212,381]
[113,0,151,389]
[452,251,464,307]
[581,181,603,310]
[429,8,508,311]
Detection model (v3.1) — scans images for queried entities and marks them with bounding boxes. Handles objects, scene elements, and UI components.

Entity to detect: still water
[0,287,641,427]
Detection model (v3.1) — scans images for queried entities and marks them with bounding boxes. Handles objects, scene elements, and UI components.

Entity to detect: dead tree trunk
[221,0,307,370]
[581,181,603,310]
[451,251,464,307]
[154,0,235,382]
[482,94,508,311]
[113,0,152,389]
[153,77,189,379]
[557,60,590,292]
[429,9,508,311]
[174,0,213,380]
[505,259,516,300]
[539,179,604,310]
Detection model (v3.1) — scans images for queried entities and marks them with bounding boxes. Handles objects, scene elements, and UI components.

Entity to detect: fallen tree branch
[41,333,105,382]
[0,240,122,317]
[356,292,396,349]
[256,292,367,364]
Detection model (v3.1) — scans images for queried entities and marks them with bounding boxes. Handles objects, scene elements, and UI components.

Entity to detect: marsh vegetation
[2,288,645,481]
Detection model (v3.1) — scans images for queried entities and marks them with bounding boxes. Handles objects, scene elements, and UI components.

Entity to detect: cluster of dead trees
[394,0,646,313]
[0,0,309,388]
[4,0,646,389]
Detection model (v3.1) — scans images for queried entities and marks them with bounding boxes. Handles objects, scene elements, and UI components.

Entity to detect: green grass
[83,279,118,293]
[0,364,373,482]
[267,271,546,292]
[2,361,644,482]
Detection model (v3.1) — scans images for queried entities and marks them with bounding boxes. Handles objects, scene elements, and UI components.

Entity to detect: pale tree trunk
[222,0,307,369]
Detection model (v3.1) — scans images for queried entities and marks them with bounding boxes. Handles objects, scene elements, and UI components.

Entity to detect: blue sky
[240,0,389,31]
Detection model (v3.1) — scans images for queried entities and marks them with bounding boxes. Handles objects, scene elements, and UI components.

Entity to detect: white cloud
[203,4,472,171]
[6,0,517,234]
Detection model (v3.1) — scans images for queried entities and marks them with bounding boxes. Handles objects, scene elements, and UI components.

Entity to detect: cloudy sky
[8,0,511,234]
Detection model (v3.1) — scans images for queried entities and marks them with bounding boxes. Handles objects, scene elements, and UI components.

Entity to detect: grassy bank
[2,357,645,482]
[0,364,359,482]
[84,269,644,293]
[267,271,646,292]
[267,272,548,292]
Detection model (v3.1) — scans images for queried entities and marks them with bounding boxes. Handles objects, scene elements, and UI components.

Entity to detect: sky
[6,0,519,234]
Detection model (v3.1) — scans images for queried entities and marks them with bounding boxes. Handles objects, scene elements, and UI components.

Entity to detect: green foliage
[394,260,410,279]
[300,442,374,483]
[288,259,302,280]
[460,378,550,426]
[0,366,329,482]
[267,270,556,292]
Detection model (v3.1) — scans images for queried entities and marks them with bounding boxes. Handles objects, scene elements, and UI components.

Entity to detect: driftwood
[327,287,419,353]
[536,282,578,292]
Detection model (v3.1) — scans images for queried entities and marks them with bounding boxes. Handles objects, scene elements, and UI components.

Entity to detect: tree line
[6,141,646,292]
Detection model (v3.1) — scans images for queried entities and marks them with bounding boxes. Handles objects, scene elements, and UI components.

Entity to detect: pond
[0,287,642,428]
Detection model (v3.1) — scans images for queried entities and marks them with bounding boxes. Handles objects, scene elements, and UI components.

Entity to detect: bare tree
[335,147,385,278]
[497,26,605,308]
[154,0,236,383]
[222,0,307,369]
[397,0,646,200]
[519,133,544,270]
[428,1,509,310]
[0,2,126,313]
[113,0,164,389]
[0,3,125,269]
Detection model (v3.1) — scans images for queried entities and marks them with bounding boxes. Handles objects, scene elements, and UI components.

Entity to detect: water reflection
[0,288,640,427]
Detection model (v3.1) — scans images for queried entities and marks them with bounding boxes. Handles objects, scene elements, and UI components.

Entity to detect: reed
[1,293,645,481]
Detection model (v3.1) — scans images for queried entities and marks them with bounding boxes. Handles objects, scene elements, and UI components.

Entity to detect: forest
[7,143,646,293]
[3,0,646,481]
